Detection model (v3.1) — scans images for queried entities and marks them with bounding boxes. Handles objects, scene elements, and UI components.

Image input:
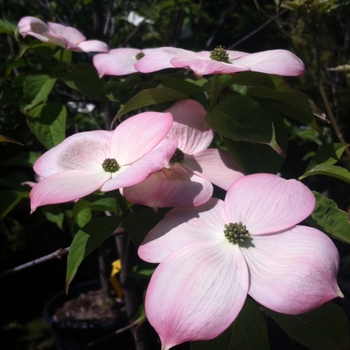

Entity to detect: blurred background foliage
[1,0,350,349]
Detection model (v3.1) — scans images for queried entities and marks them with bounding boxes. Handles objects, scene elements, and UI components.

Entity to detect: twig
[0,227,127,278]
[0,247,70,278]
[318,82,350,158]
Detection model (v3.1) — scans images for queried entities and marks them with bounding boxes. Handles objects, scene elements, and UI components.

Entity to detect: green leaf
[300,164,350,183]
[26,102,66,149]
[306,191,350,244]
[22,74,57,110]
[121,207,170,246]
[299,143,350,182]
[42,205,65,230]
[66,215,122,290]
[304,143,348,171]
[115,87,188,120]
[59,63,107,101]
[191,298,270,350]
[153,74,205,96]
[0,18,18,35]
[206,95,273,144]
[265,302,349,350]
[4,151,41,167]
[0,189,28,218]
[246,86,315,124]
[223,137,284,174]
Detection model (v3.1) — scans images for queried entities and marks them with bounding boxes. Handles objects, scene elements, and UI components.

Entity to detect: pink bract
[122,99,244,208]
[138,173,342,350]
[30,112,176,212]
[18,16,109,52]
[93,48,155,77]
[134,46,305,77]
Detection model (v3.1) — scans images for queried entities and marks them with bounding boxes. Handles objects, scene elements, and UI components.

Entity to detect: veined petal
[77,40,109,53]
[165,100,214,154]
[33,130,111,177]
[93,48,140,77]
[235,49,305,76]
[47,22,86,45]
[225,174,316,235]
[134,47,192,73]
[182,149,244,190]
[18,16,50,40]
[122,167,213,209]
[101,139,177,192]
[30,170,110,212]
[242,226,342,314]
[138,198,226,263]
[144,241,249,350]
[171,56,249,77]
[110,112,173,164]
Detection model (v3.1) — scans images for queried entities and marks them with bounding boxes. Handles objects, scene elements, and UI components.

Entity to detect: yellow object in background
[110,259,123,298]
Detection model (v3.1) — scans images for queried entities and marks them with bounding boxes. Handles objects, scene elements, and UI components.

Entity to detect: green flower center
[224,222,250,244]
[136,52,145,60]
[210,46,230,63]
[102,158,120,173]
[170,148,185,164]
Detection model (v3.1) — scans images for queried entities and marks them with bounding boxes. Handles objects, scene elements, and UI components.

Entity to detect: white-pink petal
[242,226,342,314]
[110,112,173,164]
[182,149,244,190]
[138,198,226,263]
[122,167,213,209]
[235,49,305,76]
[134,47,192,73]
[145,241,249,350]
[77,40,109,53]
[101,139,177,192]
[225,174,316,235]
[33,130,111,177]
[165,99,214,154]
[30,170,110,212]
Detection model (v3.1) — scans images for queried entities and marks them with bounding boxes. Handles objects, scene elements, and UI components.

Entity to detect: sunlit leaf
[26,102,66,149]
[22,74,57,110]
[306,191,350,244]
[66,216,122,290]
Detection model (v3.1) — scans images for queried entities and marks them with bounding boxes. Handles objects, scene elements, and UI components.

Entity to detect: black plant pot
[42,280,135,350]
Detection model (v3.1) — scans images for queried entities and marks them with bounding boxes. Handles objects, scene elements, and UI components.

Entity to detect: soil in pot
[43,280,136,350]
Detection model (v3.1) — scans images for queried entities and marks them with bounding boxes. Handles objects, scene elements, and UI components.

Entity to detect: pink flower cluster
[20,17,342,350]
[93,46,305,78]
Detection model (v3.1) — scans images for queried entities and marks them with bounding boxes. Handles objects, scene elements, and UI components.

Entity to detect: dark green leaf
[223,137,284,174]
[306,191,350,244]
[59,63,107,101]
[26,102,66,149]
[0,189,28,218]
[122,207,170,246]
[300,164,350,183]
[265,302,349,350]
[22,74,57,110]
[66,215,122,290]
[206,95,273,144]
[115,87,188,119]
[246,86,314,124]
[191,298,270,350]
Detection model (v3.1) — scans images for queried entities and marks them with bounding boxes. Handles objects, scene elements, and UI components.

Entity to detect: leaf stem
[209,74,220,111]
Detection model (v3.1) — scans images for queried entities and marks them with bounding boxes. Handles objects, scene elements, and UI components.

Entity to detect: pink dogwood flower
[138,173,342,350]
[122,99,244,208]
[30,112,176,212]
[135,46,305,77]
[93,48,155,77]
[18,16,109,53]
